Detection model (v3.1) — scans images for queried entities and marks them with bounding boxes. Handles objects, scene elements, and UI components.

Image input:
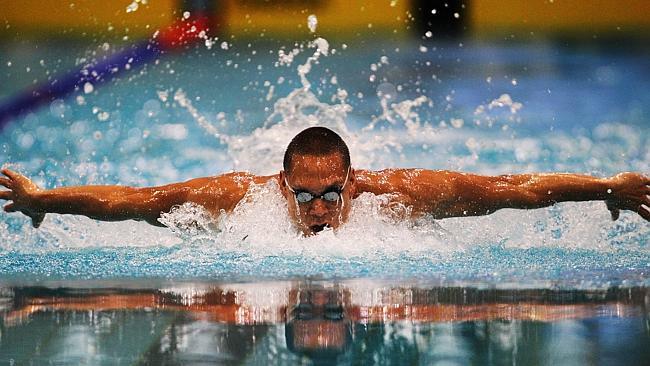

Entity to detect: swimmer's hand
[605,172,650,222]
[0,168,46,228]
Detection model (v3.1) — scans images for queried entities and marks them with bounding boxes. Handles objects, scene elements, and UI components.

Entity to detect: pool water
[1,281,649,365]
[0,34,649,364]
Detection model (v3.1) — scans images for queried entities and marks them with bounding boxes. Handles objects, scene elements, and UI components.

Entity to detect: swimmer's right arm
[0,168,262,227]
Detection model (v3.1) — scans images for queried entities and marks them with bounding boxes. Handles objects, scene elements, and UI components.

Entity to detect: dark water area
[1,280,648,365]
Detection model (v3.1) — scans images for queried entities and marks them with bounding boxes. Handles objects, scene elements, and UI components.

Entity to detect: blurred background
[3,0,650,40]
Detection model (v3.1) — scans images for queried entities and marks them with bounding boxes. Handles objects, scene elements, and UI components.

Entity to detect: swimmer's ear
[279,170,289,198]
[348,168,357,195]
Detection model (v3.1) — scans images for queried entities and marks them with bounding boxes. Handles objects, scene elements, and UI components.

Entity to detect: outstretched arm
[0,168,268,227]
[356,169,650,221]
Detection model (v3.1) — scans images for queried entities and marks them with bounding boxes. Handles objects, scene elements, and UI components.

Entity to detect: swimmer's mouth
[310,224,329,233]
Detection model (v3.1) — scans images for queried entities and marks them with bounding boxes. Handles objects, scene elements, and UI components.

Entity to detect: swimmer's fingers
[30,212,45,228]
[3,203,45,227]
[641,194,650,222]
[1,168,30,185]
[0,190,12,201]
[3,202,16,213]
[1,168,41,197]
[1,168,18,180]
[607,201,621,221]
[0,177,12,189]
[638,205,650,222]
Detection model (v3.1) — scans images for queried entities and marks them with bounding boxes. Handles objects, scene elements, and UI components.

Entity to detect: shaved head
[283,127,351,174]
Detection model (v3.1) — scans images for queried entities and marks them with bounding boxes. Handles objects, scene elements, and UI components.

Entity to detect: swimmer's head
[285,285,352,360]
[280,127,356,236]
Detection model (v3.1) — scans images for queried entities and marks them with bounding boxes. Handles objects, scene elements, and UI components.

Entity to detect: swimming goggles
[285,167,350,204]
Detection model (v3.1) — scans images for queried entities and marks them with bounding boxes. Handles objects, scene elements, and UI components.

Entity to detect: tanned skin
[1,153,649,235]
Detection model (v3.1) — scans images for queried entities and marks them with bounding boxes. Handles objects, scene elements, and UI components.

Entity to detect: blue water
[1,38,648,285]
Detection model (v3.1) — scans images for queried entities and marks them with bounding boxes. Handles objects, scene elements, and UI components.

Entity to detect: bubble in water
[183,11,191,19]
[83,82,94,94]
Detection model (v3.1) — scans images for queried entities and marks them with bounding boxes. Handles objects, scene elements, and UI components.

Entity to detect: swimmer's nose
[309,198,329,217]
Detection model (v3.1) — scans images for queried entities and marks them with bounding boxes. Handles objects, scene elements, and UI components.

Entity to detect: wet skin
[279,153,355,235]
[1,159,649,236]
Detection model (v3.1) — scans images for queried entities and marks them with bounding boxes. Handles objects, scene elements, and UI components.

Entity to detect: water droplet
[307,14,318,33]
[97,111,110,121]
[126,1,139,13]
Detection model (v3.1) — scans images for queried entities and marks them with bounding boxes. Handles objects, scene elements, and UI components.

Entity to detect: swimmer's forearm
[462,173,612,214]
[32,185,188,224]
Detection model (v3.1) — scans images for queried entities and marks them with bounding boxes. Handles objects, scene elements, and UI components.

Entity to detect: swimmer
[1,126,649,235]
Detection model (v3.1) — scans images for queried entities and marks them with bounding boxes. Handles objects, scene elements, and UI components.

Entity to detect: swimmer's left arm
[413,170,650,221]
[356,169,649,221]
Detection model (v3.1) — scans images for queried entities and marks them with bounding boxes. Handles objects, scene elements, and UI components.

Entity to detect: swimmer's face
[280,153,355,236]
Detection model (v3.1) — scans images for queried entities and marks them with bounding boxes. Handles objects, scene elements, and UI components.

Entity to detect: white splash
[307,14,318,33]
[297,37,329,89]
[156,180,457,259]
[125,0,147,13]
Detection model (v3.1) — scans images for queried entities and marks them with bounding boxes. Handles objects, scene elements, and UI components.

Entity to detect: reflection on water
[1,280,648,365]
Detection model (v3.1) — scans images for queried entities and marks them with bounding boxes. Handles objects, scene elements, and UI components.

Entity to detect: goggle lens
[322,191,340,202]
[295,190,341,203]
[296,192,314,203]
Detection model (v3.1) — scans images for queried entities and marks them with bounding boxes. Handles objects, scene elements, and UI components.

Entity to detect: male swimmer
[1,127,649,235]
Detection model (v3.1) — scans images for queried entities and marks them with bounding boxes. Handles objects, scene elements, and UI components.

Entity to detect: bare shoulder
[354,168,462,216]
[355,168,456,195]
[184,172,279,213]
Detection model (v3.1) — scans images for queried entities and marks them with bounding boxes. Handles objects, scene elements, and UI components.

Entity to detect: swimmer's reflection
[285,285,352,360]
[1,284,649,363]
